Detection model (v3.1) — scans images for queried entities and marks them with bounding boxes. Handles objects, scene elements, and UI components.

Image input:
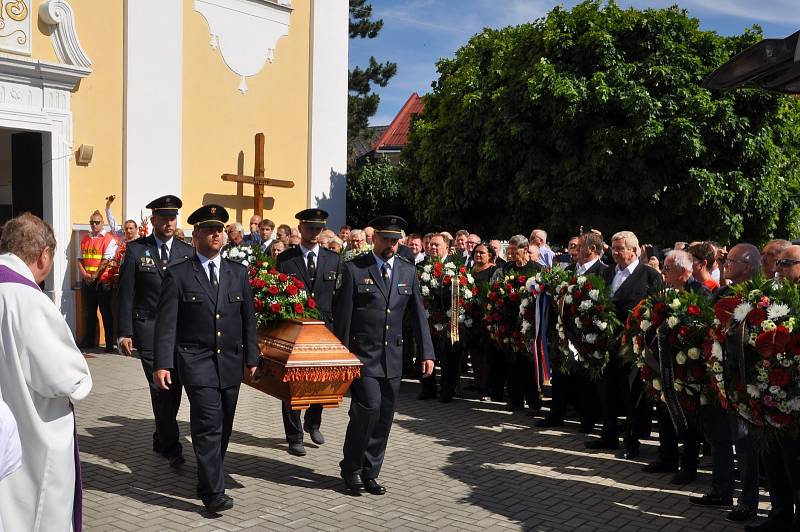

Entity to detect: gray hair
[0,212,57,264]
[349,229,364,239]
[611,230,639,251]
[666,249,693,273]
[509,234,527,247]
[228,222,244,234]
[531,229,547,243]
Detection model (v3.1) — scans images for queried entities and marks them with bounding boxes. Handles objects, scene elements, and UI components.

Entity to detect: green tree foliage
[402,0,800,244]
[346,157,410,227]
[349,0,397,145]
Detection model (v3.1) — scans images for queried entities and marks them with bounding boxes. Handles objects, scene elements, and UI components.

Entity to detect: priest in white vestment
[0,213,93,532]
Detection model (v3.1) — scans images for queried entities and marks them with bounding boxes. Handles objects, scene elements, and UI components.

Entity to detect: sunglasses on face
[90,220,102,225]
[777,259,800,268]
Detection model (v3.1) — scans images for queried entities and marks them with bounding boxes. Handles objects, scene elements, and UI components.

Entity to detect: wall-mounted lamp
[76,144,93,165]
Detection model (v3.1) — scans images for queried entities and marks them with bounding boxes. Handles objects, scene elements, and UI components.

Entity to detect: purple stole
[0,265,83,532]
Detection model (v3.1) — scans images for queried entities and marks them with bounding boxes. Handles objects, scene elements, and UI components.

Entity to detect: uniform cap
[187,204,229,228]
[145,195,182,216]
[295,208,328,228]
[368,215,407,239]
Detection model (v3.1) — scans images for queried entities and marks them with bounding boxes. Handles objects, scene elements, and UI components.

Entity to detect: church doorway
[0,129,45,227]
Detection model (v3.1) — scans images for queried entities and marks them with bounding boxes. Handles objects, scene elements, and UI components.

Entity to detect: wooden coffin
[243,318,362,410]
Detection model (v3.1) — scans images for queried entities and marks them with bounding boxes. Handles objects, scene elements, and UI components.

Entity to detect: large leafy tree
[348,0,397,145]
[346,157,411,227]
[402,0,800,244]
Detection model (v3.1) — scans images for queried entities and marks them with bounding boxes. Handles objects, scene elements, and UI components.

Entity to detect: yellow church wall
[182,0,311,229]
[31,0,59,63]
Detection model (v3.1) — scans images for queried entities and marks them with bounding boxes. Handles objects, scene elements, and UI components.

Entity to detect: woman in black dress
[469,242,501,401]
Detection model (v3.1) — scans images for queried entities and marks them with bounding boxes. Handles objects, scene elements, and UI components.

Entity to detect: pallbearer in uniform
[117,195,192,467]
[277,208,342,456]
[153,204,259,513]
[334,215,435,495]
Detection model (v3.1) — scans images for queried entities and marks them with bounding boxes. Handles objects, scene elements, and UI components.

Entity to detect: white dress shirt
[299,243,321,262]
[577,257,599,275]
[196,252,222,284]
[153,234,174,258]
[611,259,639,294]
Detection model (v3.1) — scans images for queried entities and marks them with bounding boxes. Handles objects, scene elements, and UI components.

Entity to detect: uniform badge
[336,271,343,290]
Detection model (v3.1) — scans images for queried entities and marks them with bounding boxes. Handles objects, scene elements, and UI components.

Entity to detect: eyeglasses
[90,220,102,225]
[568,243,578,248]
[777,259,800,268]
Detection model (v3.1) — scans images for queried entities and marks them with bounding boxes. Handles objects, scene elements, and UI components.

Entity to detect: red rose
[714,296,742,327]
[268,285,279,295]
[675,366,687,379]
[747,308,767,326]
[285,284,299,296]
[472,287,479,296]
[687,305,701,317]
[270,302,282,313]
[505,283,513,291]
[768,368,791,388]
[459,266,466,274]
[443,275,452,285]
[690,365,705,380]
[487,291,498,301]
[654,302,667,313]
[518,275,527,284]
[295,280,305,289]
[573,290,583,299]
[755,326,791,358]
[596,304,604,313]
[508,292,520,302]
[307,298,317,309]
[277,273,288,282]
[253,298,263,312]
[770,412,792,427]
[641,366,651,380]
[584,281,593,291]
[678,326,690,337]
[269,268,278,275]
[294,303,304,314]
[633,305,643,319]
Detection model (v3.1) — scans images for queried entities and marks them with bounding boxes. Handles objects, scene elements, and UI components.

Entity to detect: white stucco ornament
[194,0,291,94]
[39,0,92,68]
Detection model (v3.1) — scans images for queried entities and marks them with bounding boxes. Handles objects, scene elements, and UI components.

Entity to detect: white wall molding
[124,0,183,225]
[0,54,90,329]
[307,0,347,228]
[194,0,292,93]
[39,0,92,69]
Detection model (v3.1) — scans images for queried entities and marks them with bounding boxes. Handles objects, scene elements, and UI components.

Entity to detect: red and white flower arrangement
[248,262,319,328]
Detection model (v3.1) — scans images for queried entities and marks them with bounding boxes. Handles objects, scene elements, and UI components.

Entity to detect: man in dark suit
[116,195,193,467]
[586,230,662,459]
[539,231,606,431]
[334,215,435,496]
[276,208,342,456]
[153,204,259,513]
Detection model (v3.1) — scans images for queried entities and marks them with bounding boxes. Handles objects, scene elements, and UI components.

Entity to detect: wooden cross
[221,133,294,218]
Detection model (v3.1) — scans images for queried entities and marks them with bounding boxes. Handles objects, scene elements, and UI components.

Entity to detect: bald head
[723,243,760,285]
[777,245,800,283]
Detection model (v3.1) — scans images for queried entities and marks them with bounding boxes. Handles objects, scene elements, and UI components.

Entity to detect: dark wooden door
[11,131,43,218]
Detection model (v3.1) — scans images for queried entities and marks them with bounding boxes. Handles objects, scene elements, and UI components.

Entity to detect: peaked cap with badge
[146,195,182,217]
[187,204,229,228]
[369,215,407,239]
[295,208,328,228]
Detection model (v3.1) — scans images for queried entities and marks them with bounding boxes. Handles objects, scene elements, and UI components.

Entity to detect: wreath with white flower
[519,267,571,347]
[555,273,620,380]
[221,242,263,268]
[417,258,478,336]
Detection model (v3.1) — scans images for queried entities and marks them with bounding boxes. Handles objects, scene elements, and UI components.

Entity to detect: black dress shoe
[303,422,325,445]
[620,443,640,460]
[688,493,733,507]
[536,417,564,428]
[363,478,386,495]
[642,460,678,473]
[205,494,234,513]
[168,454,185,468]
[287,442,306,456]
[585,439,619,450]
[726,506,757,522]
[341,473,364,495]
[670,469,697,485]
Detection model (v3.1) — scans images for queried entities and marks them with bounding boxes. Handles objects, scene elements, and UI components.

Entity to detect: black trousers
[508,353,540,409]
[282,403,322,443]
[763,434,800,527]
[439,339,462,398]
[549,363,599,425]
[340,376,400,480]
[139,350,183,457]
[81,282,114,348]
[655,404,699,472]
[185,384,240,504]
[598,359,651,447]
[488,347,507,400]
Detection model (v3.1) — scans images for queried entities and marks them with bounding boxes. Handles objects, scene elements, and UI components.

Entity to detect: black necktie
[381,263,390,291]
[307,251,316,284]
[208,261,218,287]
[160,243,169,266]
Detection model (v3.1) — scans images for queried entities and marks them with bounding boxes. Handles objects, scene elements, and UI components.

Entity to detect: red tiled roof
[374,93,424,151]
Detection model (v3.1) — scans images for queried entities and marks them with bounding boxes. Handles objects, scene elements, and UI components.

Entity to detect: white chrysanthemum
[525,278,537,291]
[579,300,593,311]
[421,272,431,282]
[711,341,722,361]
[576,276,586,286]
[445,309,452,318]
[687,347,700,360]
[238,250,246,258]
[464,318,473,327]
[733,302,753,323]
[563,295,572,304]
[767,302,790,321]
[421,286,430,297]
[575,317,583,329]
[787,397,800,411]
[423,264,432,273]
[433,324,444,332]
[596,321,608,331]
[675,351,687,365]
[652,379,662,391]
[667,316,679,329]
[584,333,597,343]
[430,278,439,288]
[241,260,249,267]
[521,321,531,334]
[669,298,681,310]
[633,342,641,355]
[770,385,782,395]
[640,320,651,332]
[520,298,529,309]
[589,289,599,301]
[463,290,472,300]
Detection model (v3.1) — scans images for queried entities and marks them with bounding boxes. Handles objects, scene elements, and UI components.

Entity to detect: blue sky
[348,0,800,126]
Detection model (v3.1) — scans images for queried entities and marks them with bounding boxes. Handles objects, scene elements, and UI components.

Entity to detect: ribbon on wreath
[449,277,459,345]
[657,323,689,435]
[557,295,582,365]
[532,292,552,386]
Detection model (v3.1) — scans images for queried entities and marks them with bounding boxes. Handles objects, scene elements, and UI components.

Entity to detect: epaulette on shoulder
[222,257,248,269]
[166,256,191,269]
[174,238,193,249]
[395,254,413,265]
[132,236,149,246]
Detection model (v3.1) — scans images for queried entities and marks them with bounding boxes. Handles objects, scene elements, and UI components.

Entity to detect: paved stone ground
[79,352,770,531]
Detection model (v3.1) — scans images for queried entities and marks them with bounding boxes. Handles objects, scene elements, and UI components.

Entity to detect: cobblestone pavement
[79,352,769,531]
